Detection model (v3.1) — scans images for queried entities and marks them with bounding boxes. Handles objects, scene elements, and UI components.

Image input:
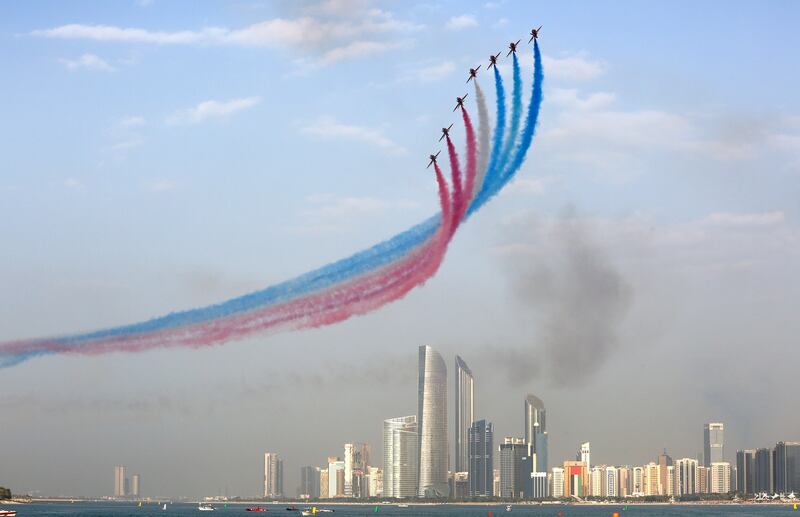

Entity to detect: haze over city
[1,0,799,501]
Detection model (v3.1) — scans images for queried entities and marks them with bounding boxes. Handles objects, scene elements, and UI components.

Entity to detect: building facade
[774,441,800,493]
[499,437,528,499]
[563,461,588,498]
[417,345,449,498]
[114,465,126,497]
[468,420,493,497]
[704,423,725,466]
[300,466,320,499]
[454,355,474,475]
[755,447,773,493]
[736,449,756,494]
[264,453,283,498]
[130,474,140,498]
[551,467,565,498]
[524,394,548,474]
[710,462,731,494]
[675,458,698,496]
[383,415,418,498]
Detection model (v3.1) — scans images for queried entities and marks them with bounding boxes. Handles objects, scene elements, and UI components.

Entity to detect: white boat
[0,510,18,517]
[198,502,215,511]
[506,504,513,512]
[162,503,167,510]
[397,503,409,508]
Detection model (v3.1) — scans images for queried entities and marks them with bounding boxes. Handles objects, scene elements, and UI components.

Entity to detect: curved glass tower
[525,394,548,474]
[418,345,449,498]
[383,416,418,498]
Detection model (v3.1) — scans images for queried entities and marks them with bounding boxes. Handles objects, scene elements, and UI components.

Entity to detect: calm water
[4,502,798,517]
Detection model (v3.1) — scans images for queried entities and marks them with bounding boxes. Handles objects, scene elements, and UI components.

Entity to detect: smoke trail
[466,64,506,217]
[488,40,544,199]
[483,52,522,200]
[459,107,477,223]
[0,41,546,369]
[472,79,491,201]
[445,135,463,237]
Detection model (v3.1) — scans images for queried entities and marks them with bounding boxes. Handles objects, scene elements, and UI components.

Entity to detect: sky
[1,0,799,499]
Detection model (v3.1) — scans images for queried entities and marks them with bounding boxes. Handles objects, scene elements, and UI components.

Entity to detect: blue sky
[1,0,799,498]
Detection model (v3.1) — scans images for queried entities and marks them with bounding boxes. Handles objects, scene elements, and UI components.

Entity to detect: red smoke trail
[27,164,456,359]
[460,107,477,222]
[445,135,463,238]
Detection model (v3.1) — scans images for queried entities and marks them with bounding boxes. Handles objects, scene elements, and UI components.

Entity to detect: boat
[397,504,409,508]
[506,504,513,512]
[0,511,17,517]
[162,503,167,510]
[286,507,300,511]
[198,502,215,511]
[246,508,268,512]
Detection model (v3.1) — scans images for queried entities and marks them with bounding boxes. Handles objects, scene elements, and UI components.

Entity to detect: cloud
[300,117,407,154]
[400,60,456,83]
[59,53,114,71]
[549,88,616,111]
[705,211,785,228]
[291,193,417,235]
[63,178,81,189]
[109,137,144,152]
[148,179,177,192]
[31,8,421,67]
[445,14,478,30]
[120,116,145,127]
[542,54,606,82]
[502,177,554,196]
[166,96,261,125]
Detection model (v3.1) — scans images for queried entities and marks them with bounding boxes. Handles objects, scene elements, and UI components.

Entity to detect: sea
[5,502,798,517]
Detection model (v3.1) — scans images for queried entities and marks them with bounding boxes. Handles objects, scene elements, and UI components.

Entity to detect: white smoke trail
[472,80,491,201]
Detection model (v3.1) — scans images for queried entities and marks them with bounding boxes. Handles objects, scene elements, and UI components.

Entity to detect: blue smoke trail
[485,40,543,200]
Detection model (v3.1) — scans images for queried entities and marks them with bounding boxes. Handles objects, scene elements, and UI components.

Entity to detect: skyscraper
[300,466,320,498]
[524,394,548,474]
[579,442,591,471]
[551,467,565,498]
[454,355,474,475]
[344,443,369,497]
[605,466,619,497]
[774,441,800,493]
[417,345,449,498]
[658,450,673,495]
[468,420,493,497]
[736,449,756,494]
[264,452,283,498]
[327,458,344,498]
[113,465,126,497]
[499,437,528,499]
[383,415,418,499]
[130,474,140,498]
[675,458,698,496]
[710,462,731,494]
[755,448,773,493]
[703,423,725,466]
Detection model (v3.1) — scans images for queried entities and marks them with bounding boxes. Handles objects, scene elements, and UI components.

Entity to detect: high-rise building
[551,467,565,498]
[264,453,283,498]
[454,355,474,475]
[696,465,710,494]
[130,474,140,498]
[736,449,756,494]
[590,466,604,497]
[774,441,800,493]
[468,420,493,497]
[658,451,673,495]
[632,466,644,496]
[563,461,588,497]
[579,442,591,472]
[320,468,329,499]
[643,462,660,496]
[327,458,344,498]
[499,437,528,499]
[529,472,548,499]
[493,469,501,498]
[344,443,369,497]
[703,423,725,466]
[675,458,698,496]
[666,465,676,496]
[366,466,383,498]
[383,415,418,499]
[300,466,320,499]
[710,462,731,494]
[754,448,773,493]
[524,394,548,474]
[605,466,618,498]
[114,465,126,497]
[417,345,449,498]
[617,466,631,497]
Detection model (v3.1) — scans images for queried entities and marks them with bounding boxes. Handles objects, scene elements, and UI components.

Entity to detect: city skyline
[2,0,800,499]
